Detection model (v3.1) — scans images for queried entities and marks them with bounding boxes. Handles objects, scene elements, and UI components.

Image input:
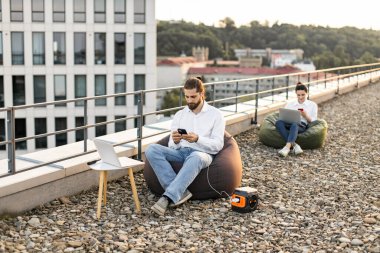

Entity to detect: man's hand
[300,110,311,123]
[181,132,199,143]
[172,130,182,144]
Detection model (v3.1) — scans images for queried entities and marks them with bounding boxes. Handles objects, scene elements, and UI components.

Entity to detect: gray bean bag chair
[143,131,242,200]
[258,112,328,149]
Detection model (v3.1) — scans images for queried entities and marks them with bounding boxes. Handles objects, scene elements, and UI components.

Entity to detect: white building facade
[0,0,156,156]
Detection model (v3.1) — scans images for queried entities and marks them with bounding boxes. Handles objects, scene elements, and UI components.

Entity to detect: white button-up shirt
[285,99,318,124]
[169,102,225,155]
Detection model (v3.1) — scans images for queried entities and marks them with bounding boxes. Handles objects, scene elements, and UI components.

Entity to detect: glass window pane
[134,0,145,23]
[114,0,125,23]
[95,116,107,137]
[35,118,47,148]
[95,75,106,106]
[55,118,67,146]
[15,119,26,149]
[94,33,106,64]
[115,115,126,132]
[74,0,86,22]
[54,75,66,106]
[0,119,5,150]
[115,33,126,64]
[33,32,45,65]
[75,75,86,106]
[74,32,86,64]
[33,75,46,103]
[94,0,105,23]
[134,74,145,105]
[0,76,3,107]
[11,0,23,22]
[13,76,25,106]
[134,33,145,64]
[115,74,126,105]
[53,0,65,22]
[32,0,44,22]
[11,32,24,65]
[53,32,66,64]
[75,117,84,142]
[0,0,2,21]
[0,32,3,65]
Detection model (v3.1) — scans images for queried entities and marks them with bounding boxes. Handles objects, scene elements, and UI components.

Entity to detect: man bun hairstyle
[295,81,308,93]
[184,77,205,94]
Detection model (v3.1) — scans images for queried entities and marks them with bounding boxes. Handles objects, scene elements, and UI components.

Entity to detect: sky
[156,0,380,30]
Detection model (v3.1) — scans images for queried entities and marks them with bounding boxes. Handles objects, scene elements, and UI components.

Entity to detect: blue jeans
[275,120,307,144]
[145,144,213,204]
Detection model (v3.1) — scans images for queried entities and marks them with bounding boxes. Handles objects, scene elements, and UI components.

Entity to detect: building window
[33,75,46,103]
[95,116,107,137]
[11,32,24,65]
[55,118,67,146]
[0,76,3,107]
[15,119,26,150]
[0,119,4,150]
[53,0,65,22]
[54,75,66,106]
[115,116,126,132]
[94,0,105,23]
[75,117,84,142]
[0,32,2,65]
[35,118,47,149]
[13,76,25,106]
[11,0,23,22]
[32,32,45,65]
[115,74,126,105]
[75,75,86,106]
[53,32,66,64]
[95,75,106,106]
[134,0,145,23]
[134,74,145,105]
[74,32,86,64]
[74,0,86,22]
[32,0,44,22]
[114,0,125,23]
[115,33,126,64]
[94,33,106,64]
[134,33,145,64]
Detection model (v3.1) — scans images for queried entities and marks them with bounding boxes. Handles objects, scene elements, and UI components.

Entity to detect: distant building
[0,0,157,156]
[188,66,301,106]
[293,59,316,71]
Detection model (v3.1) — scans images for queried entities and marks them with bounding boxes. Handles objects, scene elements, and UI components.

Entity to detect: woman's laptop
[279,108,301,124]
[92,139,144,169]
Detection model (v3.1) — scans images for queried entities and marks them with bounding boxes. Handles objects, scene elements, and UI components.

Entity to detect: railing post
[324,72,327,88]
[286,76,289,100]
[252,79,259,124]
[6,108,16,174]
[271,78,275,103]
[337,70,340,94]
[83,99,88,152]
[235,82,239,113]
[137,91,144,160]
[179,88,183,107]
[211,84,215,106]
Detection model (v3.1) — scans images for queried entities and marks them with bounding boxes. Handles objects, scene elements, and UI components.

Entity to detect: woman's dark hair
[295,82,308,93]
[184,77,205,94]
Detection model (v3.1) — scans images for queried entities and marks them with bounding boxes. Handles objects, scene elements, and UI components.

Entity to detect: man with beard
[145,77,225,216]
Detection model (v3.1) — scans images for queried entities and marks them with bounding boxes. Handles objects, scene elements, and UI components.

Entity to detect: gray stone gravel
[1,83,379,252]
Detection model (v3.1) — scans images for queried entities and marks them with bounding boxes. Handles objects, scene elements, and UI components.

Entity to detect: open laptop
[92,139,144,169]
[279,108,301,124]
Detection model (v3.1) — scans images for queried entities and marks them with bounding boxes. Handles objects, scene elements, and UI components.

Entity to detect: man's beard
[188,99,202,110]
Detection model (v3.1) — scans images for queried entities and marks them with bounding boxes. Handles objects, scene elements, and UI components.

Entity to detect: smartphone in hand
[298,108,304,112]
[177,128,188,135]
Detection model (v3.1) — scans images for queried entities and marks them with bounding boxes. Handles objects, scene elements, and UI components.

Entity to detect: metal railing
[1,63,380,178]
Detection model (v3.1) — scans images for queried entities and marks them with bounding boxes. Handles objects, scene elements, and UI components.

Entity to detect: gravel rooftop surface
[0,83,379,253]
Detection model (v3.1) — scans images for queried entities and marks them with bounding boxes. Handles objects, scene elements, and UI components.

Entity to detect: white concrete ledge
[0,75,378,215]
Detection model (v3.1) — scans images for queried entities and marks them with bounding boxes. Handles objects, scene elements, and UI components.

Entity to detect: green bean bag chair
[143,131,242,200]
[258,112,328,149]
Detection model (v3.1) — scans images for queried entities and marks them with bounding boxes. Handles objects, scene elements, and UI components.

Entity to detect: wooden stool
[89,157,144,219]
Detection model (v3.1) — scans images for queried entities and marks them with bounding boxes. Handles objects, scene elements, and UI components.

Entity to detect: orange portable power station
[231,187,259,213]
